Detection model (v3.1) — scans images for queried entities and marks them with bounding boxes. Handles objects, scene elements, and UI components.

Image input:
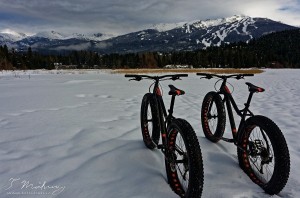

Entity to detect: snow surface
[0,69,299,198]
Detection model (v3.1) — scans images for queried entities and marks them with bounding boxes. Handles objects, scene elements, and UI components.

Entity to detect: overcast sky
[0,0,299,35]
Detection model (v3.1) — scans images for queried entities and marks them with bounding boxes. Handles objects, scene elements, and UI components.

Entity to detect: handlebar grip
[175,74,188,77]
[196,73,213,79]
[125,74,139,78]
[125,74,142,81]
[196,73,208,76]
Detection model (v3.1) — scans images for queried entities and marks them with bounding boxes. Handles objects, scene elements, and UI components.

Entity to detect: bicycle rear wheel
[201,91,226,142]
[140,93,160,149]
[238,115,290,194]
[165,119,203,197]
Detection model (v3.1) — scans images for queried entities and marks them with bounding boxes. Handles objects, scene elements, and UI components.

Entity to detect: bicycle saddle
[168,85,185,96]
[245,82,265,93]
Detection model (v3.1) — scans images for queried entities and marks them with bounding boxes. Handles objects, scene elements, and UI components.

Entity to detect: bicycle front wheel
[238,115,290,194]
[140,93,160,149]
[165,119,203,197]
[201,91,226,142]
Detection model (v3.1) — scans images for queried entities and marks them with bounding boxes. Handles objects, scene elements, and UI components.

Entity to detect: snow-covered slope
[100,15,296,53]
[68,33,116,41]
[33,31,67,40]
[151,22,187,32]
[191,15,258,47]
[0,69,299,198]
[0,15,297,53]
[27,31,115,41]
[152,15,250,31]
[0,29,28,42]
[149,15,277,47]
[191,15,252,29]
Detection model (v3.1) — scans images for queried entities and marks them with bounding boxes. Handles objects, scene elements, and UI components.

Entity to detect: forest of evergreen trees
[0,29,299,70]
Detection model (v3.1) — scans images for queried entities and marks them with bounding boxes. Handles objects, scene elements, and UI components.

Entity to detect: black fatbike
[125,74,203,198]
[197,73,290,195]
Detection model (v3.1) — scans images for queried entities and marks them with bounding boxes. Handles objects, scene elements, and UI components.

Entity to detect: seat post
[246,92,254,108]
[242,92,254,119]
[168,95,176,116]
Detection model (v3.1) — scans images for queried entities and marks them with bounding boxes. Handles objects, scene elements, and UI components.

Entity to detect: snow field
[0,69,299,197]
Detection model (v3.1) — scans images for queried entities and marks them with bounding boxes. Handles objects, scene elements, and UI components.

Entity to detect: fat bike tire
[237,115,290,195]
[140,93,160,149]
[165,119,204,197]
[201,91,226,142]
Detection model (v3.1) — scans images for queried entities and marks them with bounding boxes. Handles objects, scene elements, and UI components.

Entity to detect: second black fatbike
[125,74,203,198]
[197,73,290,195]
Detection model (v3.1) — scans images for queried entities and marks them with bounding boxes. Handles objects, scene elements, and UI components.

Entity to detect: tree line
[0,29,299,70]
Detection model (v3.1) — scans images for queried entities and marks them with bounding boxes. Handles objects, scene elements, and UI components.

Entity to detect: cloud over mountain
[0,0,299,35]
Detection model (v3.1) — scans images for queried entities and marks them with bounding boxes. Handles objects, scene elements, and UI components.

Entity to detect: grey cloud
[95,42,113,49]
[0,0,299,34]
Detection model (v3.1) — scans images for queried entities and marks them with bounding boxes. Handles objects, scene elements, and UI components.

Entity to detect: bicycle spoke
[174,144,185,155]
[176,163,189,180]
[249,156,261,173]
[247,126,275,183]
[175,163,189,189]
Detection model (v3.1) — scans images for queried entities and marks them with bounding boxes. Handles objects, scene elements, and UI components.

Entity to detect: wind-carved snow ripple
[75,94,113,99]
[0,118,10,129]
[6,102,92,117]
[1,70,299,197]
[55,94,145,190]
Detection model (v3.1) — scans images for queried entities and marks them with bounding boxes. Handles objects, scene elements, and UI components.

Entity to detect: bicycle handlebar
[124,74,140,78]
[196,73,254,80]
[125,74,188,81]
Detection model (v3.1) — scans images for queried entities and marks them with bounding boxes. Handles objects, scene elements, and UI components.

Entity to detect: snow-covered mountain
[0,29,29,48]
[67,33,115,41]
[33,31,66,40]
[0,15,298,53]
[23,31,115,41]
[0,30,116,51]
[96,15,297,53]
[152,15,248,32]
[0,29,28,42]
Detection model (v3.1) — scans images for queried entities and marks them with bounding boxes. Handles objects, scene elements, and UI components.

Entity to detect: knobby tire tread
[140,93,160,149]
[238,115,290,195]
[165,119,204,197]
[201,91,226,143]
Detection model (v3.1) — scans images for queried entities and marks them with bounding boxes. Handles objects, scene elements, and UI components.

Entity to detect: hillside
[0,15,297,54]
[1,29,300,70]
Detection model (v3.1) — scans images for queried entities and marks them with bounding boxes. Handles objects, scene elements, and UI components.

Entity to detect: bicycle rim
[169,129,190,193]
[244,125,275,184]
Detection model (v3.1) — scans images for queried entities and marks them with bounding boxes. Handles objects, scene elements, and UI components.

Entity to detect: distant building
[164,65,193,69]
[55,63,77,70]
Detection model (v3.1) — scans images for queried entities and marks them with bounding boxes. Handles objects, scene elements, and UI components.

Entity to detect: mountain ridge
[0,15,298,53]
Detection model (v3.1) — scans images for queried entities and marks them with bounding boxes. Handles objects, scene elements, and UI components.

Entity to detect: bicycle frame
[151,80,177,153]
[214,79,255,144]
[198,73,290,195]
[125,73,188,155]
